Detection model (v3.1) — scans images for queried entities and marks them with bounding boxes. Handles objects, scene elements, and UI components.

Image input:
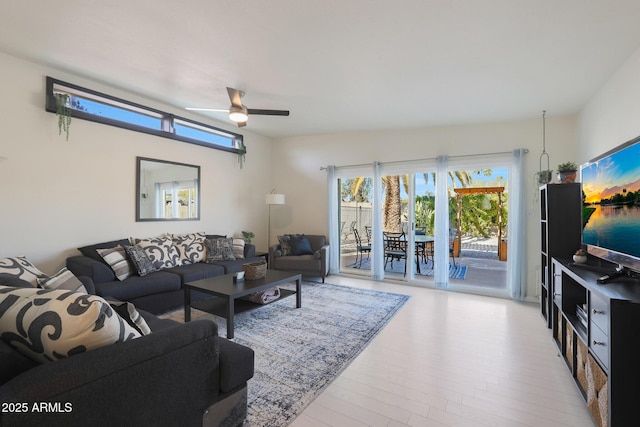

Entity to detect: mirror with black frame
[136,157,200,221]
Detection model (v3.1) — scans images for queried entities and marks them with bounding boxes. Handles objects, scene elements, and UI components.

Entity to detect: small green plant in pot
[241,231,255,243]
[557,161,577,183]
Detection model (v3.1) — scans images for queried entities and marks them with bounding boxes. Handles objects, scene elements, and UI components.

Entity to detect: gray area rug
[160,281,409,426]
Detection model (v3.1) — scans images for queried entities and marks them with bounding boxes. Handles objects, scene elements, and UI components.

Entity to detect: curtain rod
[320,149,528,170]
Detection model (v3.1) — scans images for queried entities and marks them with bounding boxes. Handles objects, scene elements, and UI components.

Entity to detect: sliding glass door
[338,175,374,278]
[330,151,522,299]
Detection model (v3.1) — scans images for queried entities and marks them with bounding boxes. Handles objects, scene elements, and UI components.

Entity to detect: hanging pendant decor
[537,110,552,185]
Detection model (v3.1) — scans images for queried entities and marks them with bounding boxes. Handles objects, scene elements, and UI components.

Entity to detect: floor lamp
[266,191,285,247]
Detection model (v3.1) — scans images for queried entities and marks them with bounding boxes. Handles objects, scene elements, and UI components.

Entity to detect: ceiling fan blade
[237,121,247,128]
[185,107,229,112]
[247,108,290,116]
[226,87,245,108]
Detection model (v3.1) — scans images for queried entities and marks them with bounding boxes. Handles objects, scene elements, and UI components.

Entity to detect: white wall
[271,116,578,298]
[579,45,640,161]
[0,52,273,274]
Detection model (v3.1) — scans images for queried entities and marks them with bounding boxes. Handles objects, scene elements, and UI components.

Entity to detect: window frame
[45,76,244,154]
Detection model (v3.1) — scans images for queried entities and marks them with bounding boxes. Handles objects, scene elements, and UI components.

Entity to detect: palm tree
[382,176,402,232]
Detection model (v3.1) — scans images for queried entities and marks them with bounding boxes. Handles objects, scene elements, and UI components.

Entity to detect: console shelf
[552,258,640,427]
[539,183,581,328]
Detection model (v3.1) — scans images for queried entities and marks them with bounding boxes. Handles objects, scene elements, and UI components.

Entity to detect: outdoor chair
[422,228,458,267]
[383,231,408,275]
[449,228,459,266]
[353,228,371,268]
[414,227,429,264]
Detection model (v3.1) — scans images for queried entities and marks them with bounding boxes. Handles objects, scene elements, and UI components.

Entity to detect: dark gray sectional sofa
[66,236,264,314]
[0,275,254,427]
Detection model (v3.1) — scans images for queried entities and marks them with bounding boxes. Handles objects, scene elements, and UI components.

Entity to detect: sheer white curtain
[434,155,450,288]
[508,149,527,300]
[371,161,385,280]
[326,165,340,276]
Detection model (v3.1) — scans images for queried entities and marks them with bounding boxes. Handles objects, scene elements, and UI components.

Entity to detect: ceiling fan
[186,87,290,127]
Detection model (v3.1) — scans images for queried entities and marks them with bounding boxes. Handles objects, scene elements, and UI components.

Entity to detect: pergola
[453,186,506,261]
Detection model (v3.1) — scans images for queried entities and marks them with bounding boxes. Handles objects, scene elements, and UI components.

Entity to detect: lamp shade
[266,193,285,205]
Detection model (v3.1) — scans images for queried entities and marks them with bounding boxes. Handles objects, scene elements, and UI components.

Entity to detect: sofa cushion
[290,234,314,255]
[170,232,207,265]
[37,267,87,294]
[165,262,225,282]
[125,245,158,277]
[66,255,117,284]
[0,339,36,386]
[93,271,182,302]
[218,338,255,393]
[0,286,141,363]
[205,238,236,262]
[0,256,47,287]
[96,245,135,280]
[78,238,131,264]
[273,254,319,271]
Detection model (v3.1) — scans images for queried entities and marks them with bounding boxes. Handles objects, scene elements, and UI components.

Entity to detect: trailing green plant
[55,93,72,141]
[237,140,247,168]
[557,161,577,172]
[241,230,254,243]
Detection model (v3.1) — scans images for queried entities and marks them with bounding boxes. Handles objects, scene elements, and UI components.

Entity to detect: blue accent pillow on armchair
[290,235,314,256]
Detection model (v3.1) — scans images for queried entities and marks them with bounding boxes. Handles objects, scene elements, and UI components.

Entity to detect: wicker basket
[242,261,267,280]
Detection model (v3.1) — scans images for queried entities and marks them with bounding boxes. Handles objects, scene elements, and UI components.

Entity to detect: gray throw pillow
[125,245,157,277]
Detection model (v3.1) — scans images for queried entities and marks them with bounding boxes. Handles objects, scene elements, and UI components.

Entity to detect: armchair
[269,234,330,282]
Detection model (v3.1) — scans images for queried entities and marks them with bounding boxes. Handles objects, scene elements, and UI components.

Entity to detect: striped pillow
[97,245,134,281]
[37,268,87,294]
[233,238,245,259]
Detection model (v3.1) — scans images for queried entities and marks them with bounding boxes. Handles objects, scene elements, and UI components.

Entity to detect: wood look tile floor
[290,276,595,427]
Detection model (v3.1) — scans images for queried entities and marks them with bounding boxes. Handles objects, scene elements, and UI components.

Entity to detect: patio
[340,235,507,289]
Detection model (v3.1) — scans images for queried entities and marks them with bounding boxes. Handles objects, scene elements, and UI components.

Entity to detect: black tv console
[551,258,640,427]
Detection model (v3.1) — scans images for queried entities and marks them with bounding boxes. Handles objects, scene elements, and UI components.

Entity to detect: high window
[45,77,243,153]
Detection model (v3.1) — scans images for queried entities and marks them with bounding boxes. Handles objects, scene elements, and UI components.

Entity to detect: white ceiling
[2,1,640,138]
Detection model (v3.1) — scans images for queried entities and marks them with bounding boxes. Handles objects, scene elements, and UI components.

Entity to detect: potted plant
[537,170,552,185]
[241,230,255,244]
[557,162,577,183]
[573,248,587,264]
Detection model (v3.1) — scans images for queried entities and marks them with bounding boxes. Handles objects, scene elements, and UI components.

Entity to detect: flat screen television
[581,134,640,281]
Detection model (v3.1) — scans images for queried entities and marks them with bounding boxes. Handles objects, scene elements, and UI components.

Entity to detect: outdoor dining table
[385,233,435,274]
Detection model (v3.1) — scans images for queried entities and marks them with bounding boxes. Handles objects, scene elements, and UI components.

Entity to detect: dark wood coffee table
[184,270,302,339]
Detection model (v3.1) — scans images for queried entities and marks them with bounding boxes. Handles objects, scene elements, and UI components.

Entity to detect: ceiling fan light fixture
[228,105,248,122]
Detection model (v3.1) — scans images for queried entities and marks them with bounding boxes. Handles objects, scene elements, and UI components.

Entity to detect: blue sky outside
[401,168,510,199]
[70,96,233,146]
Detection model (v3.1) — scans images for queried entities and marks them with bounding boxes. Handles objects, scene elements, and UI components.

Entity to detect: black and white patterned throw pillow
[0,256,48,287]
[170,232,206,265]
[130,235,180,269]
[0,286,141,363]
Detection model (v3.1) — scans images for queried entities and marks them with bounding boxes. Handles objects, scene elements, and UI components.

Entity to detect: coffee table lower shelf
[190,288,296,318]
